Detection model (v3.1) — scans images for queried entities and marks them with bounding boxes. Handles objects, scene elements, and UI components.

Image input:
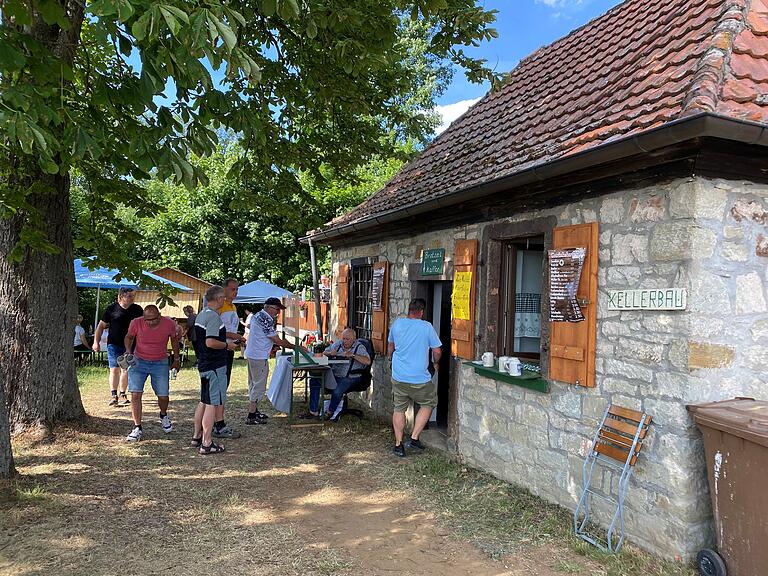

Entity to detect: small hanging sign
[548,247,586,323]
[422,248,445,276]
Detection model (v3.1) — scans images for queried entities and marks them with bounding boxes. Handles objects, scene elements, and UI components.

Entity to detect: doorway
[423,281,452,428]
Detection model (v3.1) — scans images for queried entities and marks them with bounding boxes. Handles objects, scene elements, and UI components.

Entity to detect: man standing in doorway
[123,305,180,441]
[92,287,143,407]
[243,297,303,424]
[212,278,242,439]
[387,298,442,457]
[193,285,239,454]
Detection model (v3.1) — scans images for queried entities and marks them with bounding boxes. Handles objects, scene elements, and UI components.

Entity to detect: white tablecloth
[266,355,339,414]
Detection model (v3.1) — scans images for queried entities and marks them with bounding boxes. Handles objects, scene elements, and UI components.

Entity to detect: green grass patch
[15,483,47,503]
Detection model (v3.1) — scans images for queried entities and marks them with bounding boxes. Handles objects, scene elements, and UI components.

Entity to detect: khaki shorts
[247,359,269,402]
[392,378,437,412]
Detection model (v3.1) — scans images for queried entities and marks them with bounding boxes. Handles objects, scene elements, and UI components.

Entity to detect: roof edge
[151,267,214,287]
[301,113,768,245]
[681,0,748,116]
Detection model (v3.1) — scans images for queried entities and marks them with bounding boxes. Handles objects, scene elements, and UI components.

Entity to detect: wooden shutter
[549,223,599,387]
[335,263,349,338]
[451,239,478,359]
[371,260,389,354]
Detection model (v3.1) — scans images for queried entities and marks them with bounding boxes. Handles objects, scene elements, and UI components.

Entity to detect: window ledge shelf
[464,362,549,393]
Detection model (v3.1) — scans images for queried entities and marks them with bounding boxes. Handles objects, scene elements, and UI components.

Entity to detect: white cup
[507,357,522,376]
[482,351,494,367]
[498,356,509,371]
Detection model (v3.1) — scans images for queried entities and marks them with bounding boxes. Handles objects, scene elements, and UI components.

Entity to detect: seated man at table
[300,328,370,420]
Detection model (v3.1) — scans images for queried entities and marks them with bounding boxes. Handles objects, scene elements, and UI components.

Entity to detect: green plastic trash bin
[687,398,768,576]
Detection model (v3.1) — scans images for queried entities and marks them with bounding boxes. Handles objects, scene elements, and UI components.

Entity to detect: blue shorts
[107,344,126,369]
[127,358,170,397]
[199,366,228,406]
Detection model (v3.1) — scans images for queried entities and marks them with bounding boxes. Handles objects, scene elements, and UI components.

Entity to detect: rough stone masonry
[330,175,768,560]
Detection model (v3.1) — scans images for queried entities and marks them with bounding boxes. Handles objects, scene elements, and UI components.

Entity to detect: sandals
[190,437,202,447]
[199,442,225,455]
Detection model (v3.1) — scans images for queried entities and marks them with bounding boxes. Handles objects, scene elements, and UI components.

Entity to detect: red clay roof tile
[313,0,768,235]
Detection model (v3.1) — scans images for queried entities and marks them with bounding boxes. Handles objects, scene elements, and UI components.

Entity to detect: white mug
[498,356,510,371]
[482,351,494,367]
[507,357,522,376]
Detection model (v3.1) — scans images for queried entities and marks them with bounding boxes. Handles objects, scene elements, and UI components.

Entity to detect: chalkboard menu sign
[548,247,586,322]
[371,266,385,311]
[421,248,445,276]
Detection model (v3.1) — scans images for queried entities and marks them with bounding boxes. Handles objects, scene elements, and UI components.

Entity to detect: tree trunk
[0,382,15,479]
[0,171,85,436]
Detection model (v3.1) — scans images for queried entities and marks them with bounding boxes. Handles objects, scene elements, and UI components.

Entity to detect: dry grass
[0,360,695,576]
[379,452,696,576]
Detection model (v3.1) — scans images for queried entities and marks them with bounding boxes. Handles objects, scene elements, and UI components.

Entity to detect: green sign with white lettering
[422,248,445,276]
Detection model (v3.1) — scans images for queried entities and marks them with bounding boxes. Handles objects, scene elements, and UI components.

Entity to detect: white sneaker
[126,426,142,442]
[160,414,173,434]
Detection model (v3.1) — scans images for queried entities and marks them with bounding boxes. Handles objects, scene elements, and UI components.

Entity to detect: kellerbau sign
[607,288,687,311]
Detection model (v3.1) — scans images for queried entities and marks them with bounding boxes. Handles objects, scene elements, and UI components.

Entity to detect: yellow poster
[452,271,472,320]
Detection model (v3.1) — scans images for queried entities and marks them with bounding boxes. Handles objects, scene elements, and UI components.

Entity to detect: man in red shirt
[123,305,180,441]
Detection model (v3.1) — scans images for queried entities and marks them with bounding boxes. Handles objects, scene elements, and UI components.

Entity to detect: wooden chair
[574,404,652,553]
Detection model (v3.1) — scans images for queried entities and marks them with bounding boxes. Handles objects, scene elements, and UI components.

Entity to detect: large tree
[0,0,498,474]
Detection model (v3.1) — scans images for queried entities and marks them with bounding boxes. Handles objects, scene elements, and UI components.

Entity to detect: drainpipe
[308,237,324,342]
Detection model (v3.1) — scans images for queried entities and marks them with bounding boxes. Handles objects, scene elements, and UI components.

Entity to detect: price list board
[548,247,586,323]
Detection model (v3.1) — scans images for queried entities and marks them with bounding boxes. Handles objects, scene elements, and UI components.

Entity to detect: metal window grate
[351,265,373,339]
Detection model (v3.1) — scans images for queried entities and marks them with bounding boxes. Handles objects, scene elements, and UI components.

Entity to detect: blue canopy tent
[75,258,192,330]
[232,279,293,304]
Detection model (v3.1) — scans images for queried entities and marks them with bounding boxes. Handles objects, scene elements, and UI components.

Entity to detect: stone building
[302,0,768,560]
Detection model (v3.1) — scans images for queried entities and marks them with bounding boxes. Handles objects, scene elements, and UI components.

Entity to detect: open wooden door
[451,239,478,359]
[335,263,349,338]
[371,260,389,354]
[549,223,598,387]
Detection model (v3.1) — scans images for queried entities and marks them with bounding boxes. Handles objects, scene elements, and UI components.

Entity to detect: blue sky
[435,0,623,131]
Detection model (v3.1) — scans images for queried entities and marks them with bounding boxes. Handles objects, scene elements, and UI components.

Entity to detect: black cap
[264,297,286,309]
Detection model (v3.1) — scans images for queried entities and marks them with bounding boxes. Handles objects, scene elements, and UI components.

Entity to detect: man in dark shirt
[183,305,200,366]
[92,287,143,407]
[191,285,239,455]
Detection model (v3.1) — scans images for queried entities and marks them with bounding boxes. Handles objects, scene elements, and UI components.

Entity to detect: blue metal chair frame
[574,405,652,553]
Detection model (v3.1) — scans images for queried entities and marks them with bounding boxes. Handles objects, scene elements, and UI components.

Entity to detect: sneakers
[212,425,241,439]
[108,396,119,407]
[118,393,131,406]
[126,426,142,442]
[160,414,173,434]
[254,411,269,420]
[406,437,425,450]
[392,444,405,458]
[245,416,267,425]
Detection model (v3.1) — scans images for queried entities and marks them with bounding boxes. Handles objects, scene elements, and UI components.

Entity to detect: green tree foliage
[72,140,412,290]
[2,0,498,276]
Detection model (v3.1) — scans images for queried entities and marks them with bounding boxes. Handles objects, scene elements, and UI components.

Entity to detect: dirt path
[1,367,591,576]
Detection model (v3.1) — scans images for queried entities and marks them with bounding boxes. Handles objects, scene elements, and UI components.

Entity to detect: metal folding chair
[574,404,652,553]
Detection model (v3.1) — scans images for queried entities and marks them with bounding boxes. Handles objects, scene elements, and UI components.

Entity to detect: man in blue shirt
[387,298,442,457]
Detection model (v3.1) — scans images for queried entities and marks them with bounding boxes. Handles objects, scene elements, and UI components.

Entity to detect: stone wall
[329,175,768,560]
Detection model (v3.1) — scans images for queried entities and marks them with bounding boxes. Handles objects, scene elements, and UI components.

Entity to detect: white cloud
[434,98,481,135]
[535,0,583,7]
